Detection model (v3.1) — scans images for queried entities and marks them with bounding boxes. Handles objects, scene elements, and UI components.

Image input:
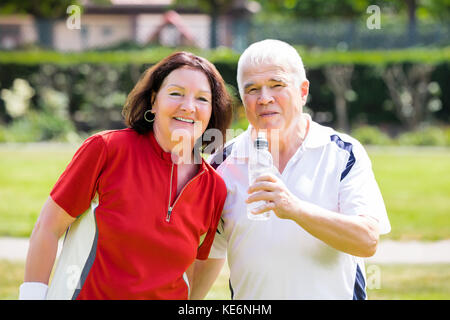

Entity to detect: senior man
[190,39,390,300]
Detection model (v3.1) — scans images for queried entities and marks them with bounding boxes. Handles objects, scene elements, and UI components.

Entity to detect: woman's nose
[180,96,196,113]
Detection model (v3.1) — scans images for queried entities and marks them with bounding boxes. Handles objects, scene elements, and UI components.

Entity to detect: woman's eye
[169,92,182,96]
[198,97,209,102]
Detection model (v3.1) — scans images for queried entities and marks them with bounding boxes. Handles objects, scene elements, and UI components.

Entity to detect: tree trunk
[405,0,417,46]
[209,1,218,48]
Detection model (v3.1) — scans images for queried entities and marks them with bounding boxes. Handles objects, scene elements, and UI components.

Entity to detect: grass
[0,260,24,300]
[368,147,450,241]
[2,260,449,300]
[0,144,78,237]
[205,262,450,300]
[0,144,449,240]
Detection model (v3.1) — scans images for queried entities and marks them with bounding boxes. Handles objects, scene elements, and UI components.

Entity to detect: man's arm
[247,174,380,257]
[189,258,226,300]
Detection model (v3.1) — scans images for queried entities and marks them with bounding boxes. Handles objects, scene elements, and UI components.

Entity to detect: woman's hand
[246,173,302,220]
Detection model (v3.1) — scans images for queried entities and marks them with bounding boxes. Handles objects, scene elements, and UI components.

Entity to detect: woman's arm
[188,258,226,300]
[20,196,75,298]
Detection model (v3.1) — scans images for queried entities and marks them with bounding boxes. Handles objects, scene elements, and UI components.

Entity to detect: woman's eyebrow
[167,84,211,94]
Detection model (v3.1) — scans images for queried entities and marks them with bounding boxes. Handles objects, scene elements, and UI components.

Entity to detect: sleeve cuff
[19,282,48,300]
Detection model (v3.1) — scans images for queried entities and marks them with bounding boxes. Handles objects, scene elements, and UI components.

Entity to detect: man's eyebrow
[244,82,255,90]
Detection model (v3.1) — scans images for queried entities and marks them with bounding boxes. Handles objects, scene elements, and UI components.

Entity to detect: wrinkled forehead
[241,63,295,84]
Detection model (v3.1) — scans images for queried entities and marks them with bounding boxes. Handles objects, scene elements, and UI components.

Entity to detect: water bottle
[247,131,275,221]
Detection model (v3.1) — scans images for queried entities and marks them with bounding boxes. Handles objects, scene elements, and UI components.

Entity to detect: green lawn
[368,147,450,240]
[0,144,449,240]
[2,260,449,300]
[0,144,78,237]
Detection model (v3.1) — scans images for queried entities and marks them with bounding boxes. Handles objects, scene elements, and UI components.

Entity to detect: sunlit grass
[2,260,449,300]
[1,144,448,240]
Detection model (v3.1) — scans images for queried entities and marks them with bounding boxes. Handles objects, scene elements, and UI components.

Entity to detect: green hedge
[352,125,450,146]
[1,46,449,65]
[0,47,449,143]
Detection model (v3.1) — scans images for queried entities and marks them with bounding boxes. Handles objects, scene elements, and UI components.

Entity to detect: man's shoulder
[208,131,246,170]
[312,122,365,153]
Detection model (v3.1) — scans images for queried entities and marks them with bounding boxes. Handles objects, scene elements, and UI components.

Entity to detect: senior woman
[19,52,232,300]
[194,39,391,300]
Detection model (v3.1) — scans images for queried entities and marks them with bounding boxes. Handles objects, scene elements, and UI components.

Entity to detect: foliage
[252,0,450,21]
[397,126,449,146]
[0,78,78,143]
[0,47,449,139]
[0,0,80,19]
[351,125,392,145]
[1,46,449,66]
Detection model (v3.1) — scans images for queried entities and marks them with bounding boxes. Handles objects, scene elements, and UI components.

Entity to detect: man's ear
[300,80,309,105]
[300,80,309,98]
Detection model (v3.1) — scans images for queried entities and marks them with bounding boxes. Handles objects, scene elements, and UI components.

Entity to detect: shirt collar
[302,114,332,149]
[229,124,252,159]
[148,130,208,171]
[229,114,331,160]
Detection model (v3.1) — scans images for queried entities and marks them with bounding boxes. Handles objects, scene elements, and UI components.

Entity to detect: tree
[324,65,354,133]
[251,0,373,19]
[382,64,435,130]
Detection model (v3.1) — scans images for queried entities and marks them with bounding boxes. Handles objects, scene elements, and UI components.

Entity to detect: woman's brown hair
[122,51,232,153]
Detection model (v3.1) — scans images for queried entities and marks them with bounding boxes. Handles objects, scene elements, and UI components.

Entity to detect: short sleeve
[207,217,227,259]
[338,142,391,235]
[196,179,227,260]
[50,134,108,218]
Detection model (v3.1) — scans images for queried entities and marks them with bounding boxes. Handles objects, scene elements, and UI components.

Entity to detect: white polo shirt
[208,116,390,300]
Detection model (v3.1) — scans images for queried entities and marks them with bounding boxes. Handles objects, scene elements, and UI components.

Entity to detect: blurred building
[0,0,255,51]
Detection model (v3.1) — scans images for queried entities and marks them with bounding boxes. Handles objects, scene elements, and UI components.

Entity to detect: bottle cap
[254,131,268,149]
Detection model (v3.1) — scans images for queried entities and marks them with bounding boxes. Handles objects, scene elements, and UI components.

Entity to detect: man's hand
[246,173,302,220]
[247,174,380,257]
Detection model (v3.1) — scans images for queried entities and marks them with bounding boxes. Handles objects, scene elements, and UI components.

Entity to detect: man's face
[241,63,309,133]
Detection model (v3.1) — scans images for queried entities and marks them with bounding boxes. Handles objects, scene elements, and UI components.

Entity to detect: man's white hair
[237,39,307,98]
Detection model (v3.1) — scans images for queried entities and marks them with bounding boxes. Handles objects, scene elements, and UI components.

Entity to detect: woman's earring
[144,109,155,123]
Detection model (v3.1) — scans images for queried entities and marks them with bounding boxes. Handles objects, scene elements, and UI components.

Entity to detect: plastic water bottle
[247,131,274,221]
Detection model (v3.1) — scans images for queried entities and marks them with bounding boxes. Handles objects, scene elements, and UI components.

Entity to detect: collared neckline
[148,130,173,162]
[229,113,331,160]
[301,114,333,149]
[148,130,208,171]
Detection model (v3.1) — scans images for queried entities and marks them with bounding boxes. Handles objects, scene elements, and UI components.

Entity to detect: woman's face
[151,66,212,153]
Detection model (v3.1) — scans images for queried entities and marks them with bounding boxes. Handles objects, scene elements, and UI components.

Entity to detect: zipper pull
[166,207,173,222]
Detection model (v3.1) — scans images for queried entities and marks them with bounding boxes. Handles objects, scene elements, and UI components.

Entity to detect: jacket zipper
[166,164,207,223]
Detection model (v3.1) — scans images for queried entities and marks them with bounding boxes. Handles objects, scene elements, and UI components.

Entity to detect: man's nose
[257,87,274,105]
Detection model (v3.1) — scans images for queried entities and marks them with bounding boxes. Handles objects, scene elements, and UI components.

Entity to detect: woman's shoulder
[90,128,145,147]
[203,160,227,198]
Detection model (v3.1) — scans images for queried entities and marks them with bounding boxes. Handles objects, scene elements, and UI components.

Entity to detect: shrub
[351,125,392,145]
[397,126,448,146]
[0,111,78,143]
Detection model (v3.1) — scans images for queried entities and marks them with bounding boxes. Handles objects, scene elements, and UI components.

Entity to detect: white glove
[19,282,48,300]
